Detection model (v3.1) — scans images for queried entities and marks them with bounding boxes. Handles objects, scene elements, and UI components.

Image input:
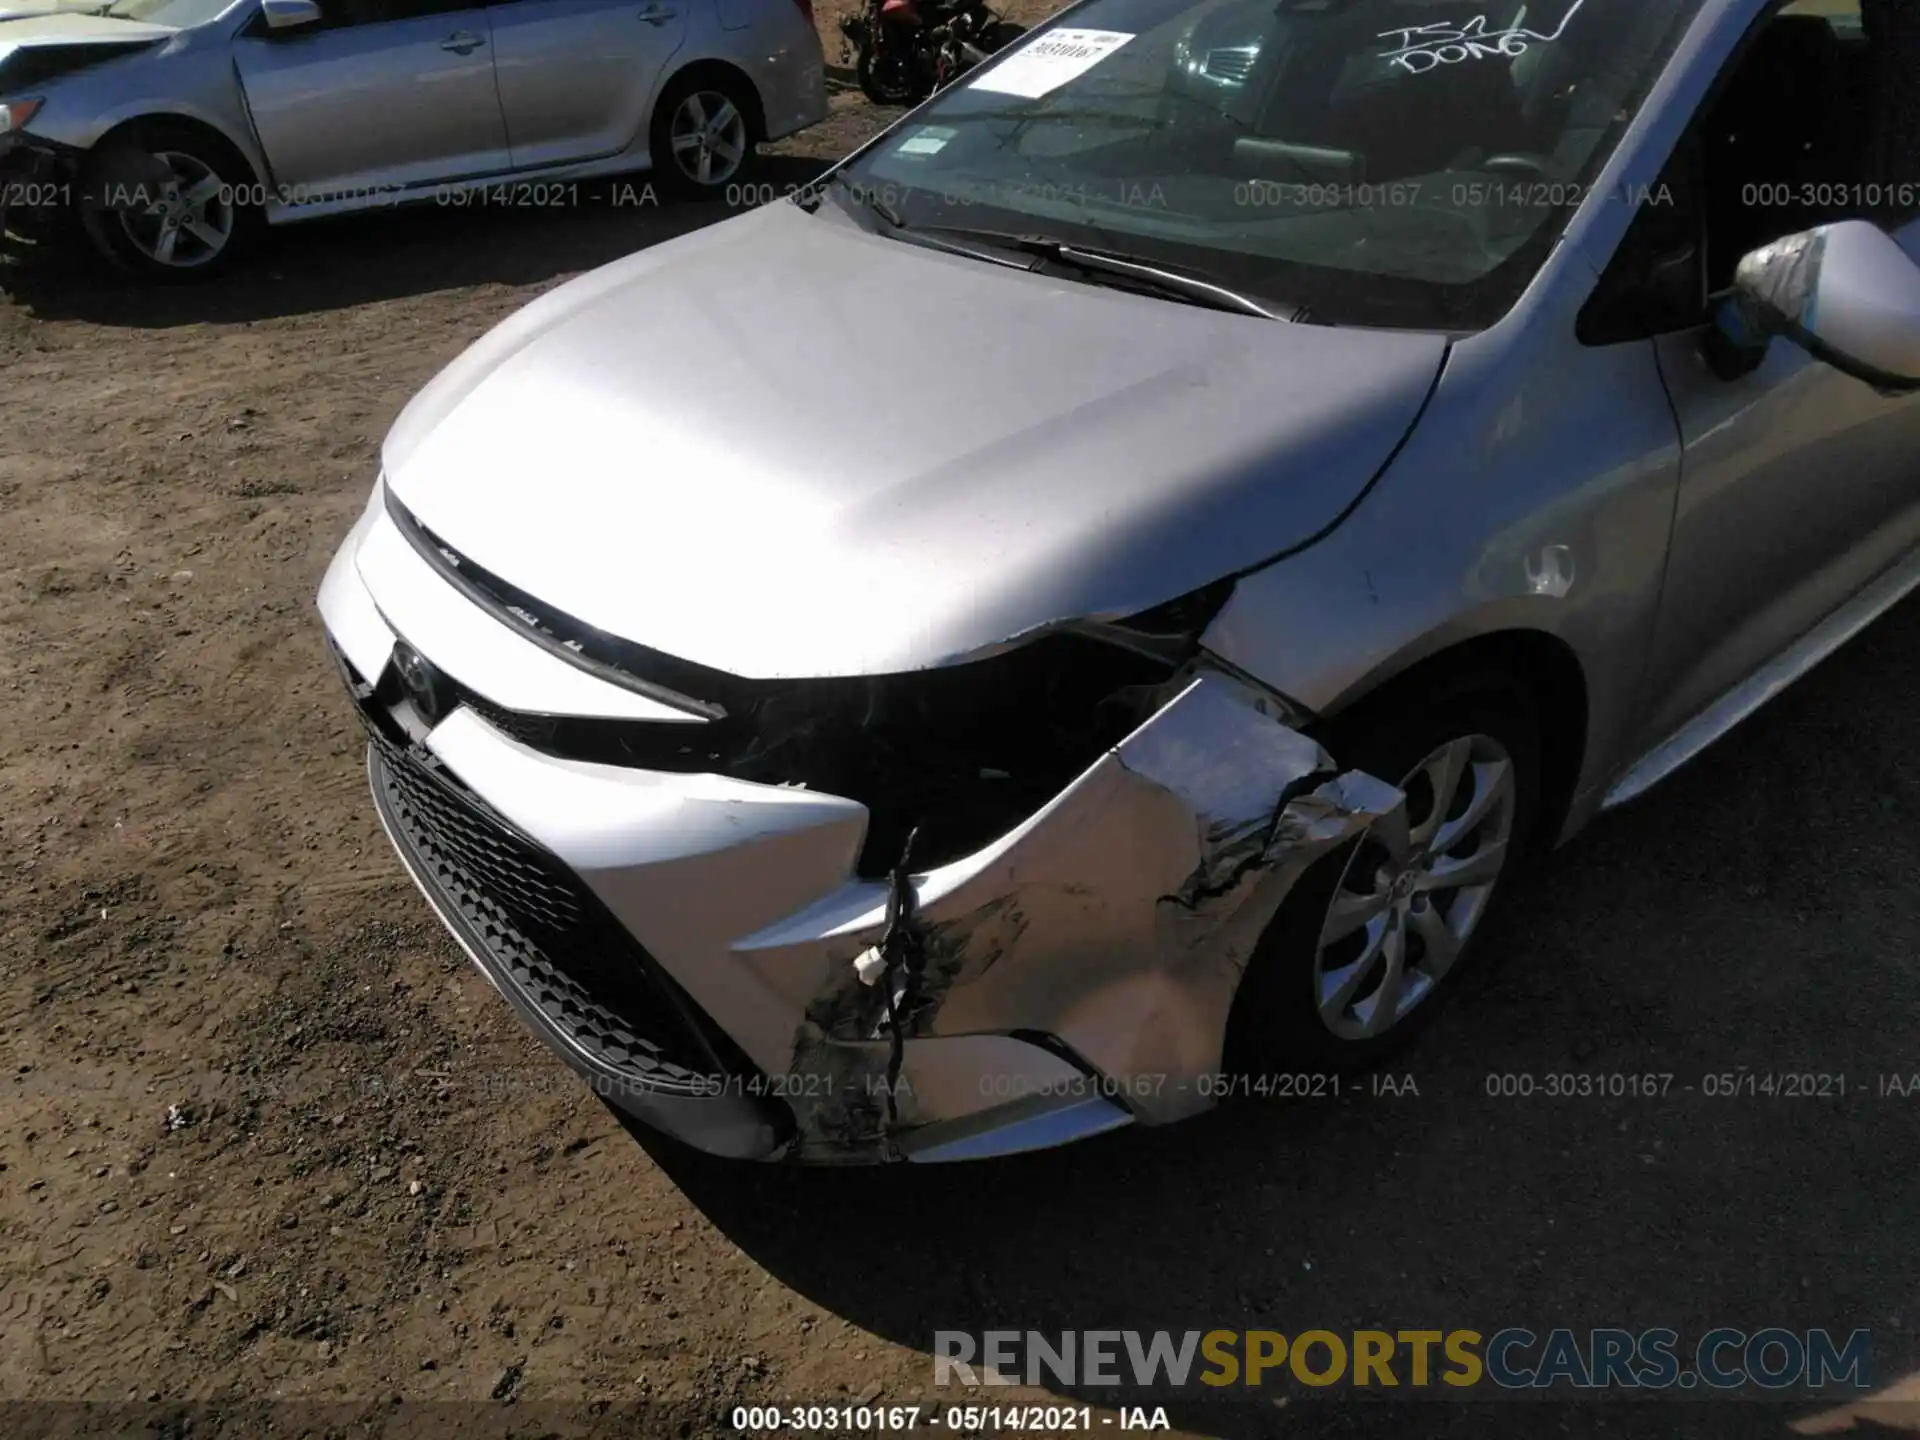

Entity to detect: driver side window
[1700,0,1917,286]
[1582,0,1920,342]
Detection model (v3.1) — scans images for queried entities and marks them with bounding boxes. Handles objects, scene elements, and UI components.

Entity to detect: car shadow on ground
[0,156,830,327]
[631,594,1920,1439]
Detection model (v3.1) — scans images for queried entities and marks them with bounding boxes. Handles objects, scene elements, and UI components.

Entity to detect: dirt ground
[5,10,1920,1440]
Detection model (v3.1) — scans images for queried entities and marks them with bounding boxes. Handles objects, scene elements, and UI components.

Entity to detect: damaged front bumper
[320,494,1404,1163]
[0,132,185,245]
[0,133,69,241]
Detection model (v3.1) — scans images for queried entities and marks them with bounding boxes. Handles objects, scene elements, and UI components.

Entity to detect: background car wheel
[855,43,926,106]
[80,121,262,282]
[1223,675,1543,1077]
[651,73,758,198]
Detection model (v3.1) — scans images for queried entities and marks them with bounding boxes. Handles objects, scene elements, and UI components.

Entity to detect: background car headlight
[0,98,45,135]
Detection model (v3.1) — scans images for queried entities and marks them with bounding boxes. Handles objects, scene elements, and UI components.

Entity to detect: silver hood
[382,202,1448,680]
[0,12,172,45]
[0,2,114,18]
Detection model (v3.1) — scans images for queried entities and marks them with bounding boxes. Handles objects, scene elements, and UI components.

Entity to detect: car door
[482,0,688,171]
[1633,0,1920,753]
[233,0,512,199]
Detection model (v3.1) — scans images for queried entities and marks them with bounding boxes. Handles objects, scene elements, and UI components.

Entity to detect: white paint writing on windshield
[1377,0,1587,75]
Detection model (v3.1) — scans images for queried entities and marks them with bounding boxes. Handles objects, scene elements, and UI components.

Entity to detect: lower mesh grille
[364,722,739,1097]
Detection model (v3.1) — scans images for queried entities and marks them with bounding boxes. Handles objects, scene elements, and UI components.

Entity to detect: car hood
[0,11,172,43]
[0,1,108,17]
[382,202,1448,680]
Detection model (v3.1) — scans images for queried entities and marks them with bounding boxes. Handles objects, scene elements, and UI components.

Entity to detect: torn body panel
[734,673,1403,1157]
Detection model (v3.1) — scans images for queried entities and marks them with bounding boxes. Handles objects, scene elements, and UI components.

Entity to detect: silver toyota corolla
[0,0,825,276]
[318,0,1920,1164]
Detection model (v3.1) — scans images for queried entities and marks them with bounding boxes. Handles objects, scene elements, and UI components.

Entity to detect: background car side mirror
[1708,220,1920,393]
[260,0,325,32]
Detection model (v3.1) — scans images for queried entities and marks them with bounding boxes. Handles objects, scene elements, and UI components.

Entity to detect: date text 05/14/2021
[730,1405,1168,1432]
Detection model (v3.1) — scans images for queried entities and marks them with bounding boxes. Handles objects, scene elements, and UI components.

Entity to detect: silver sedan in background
[0,0,825,277]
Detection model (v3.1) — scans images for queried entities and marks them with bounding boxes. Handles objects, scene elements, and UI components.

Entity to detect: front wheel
[650,73,758,198]
[80,122,261,281]
[1223,677,1543,1077]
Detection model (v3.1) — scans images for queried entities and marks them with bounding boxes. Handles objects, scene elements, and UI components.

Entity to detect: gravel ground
[4,10,1920,1438]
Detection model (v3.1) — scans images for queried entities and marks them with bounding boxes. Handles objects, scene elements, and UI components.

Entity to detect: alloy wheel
[1312,733,1517,1041]
[668,91,748,188]
[114,150,235,271]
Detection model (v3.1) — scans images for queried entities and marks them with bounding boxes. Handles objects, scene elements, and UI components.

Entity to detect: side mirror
[1711,219,1920,393]
[260,0,324,31]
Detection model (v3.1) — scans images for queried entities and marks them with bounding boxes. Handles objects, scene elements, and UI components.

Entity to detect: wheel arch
[656,57,769,141]
[85,110,263,190]
[1314,627,1591,856]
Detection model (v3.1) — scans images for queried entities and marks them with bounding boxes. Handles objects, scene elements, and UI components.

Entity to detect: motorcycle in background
[840,0,1028,106]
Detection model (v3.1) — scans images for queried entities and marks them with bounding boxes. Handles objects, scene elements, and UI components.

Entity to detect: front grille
[385,487,731,721]
[452,685,559,749]
[360,706,751,1098]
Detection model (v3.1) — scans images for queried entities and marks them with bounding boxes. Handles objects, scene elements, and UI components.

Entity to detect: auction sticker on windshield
[970,28,1135,99]
[895,126,957,158]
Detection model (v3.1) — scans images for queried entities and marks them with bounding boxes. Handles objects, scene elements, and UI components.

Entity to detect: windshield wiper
[908,227,1288,319]
[1046,242,1286,320]
[821,169,904,229]
[818,177,1286,319]
[817,174,1041,269]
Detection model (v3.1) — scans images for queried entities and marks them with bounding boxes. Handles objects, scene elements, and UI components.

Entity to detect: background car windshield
[841,0,1704,328]
[104,0,235,26]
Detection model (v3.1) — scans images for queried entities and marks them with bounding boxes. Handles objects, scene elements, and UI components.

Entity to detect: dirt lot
[4,11,1920,1439]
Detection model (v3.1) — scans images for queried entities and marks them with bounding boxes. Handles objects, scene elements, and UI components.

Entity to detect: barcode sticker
[969,28,1136,99]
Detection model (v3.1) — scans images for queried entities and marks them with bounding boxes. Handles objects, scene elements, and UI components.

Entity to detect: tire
[80,120,262,282]
[856,41,926,106]
[1222,673,1544,1077]
[649,71,759,199]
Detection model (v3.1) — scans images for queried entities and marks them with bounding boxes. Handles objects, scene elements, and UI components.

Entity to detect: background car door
[482,0,688,171]
[233,0,513,198]
[1634,0,1920,752]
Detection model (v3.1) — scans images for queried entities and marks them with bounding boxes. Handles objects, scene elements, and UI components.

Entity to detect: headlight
[382,487,1245,876]
[616,581,1240,876]
[0,98,45,135]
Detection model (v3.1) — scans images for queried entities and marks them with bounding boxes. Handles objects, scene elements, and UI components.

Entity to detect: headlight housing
[385,488,1241,876]
[0,98,45,136]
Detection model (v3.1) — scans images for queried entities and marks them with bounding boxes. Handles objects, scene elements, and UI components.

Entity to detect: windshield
[835,0,1705,329]
[102,0,234,26]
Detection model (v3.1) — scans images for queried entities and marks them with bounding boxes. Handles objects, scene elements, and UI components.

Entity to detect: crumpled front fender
[741,672,1404,1156]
